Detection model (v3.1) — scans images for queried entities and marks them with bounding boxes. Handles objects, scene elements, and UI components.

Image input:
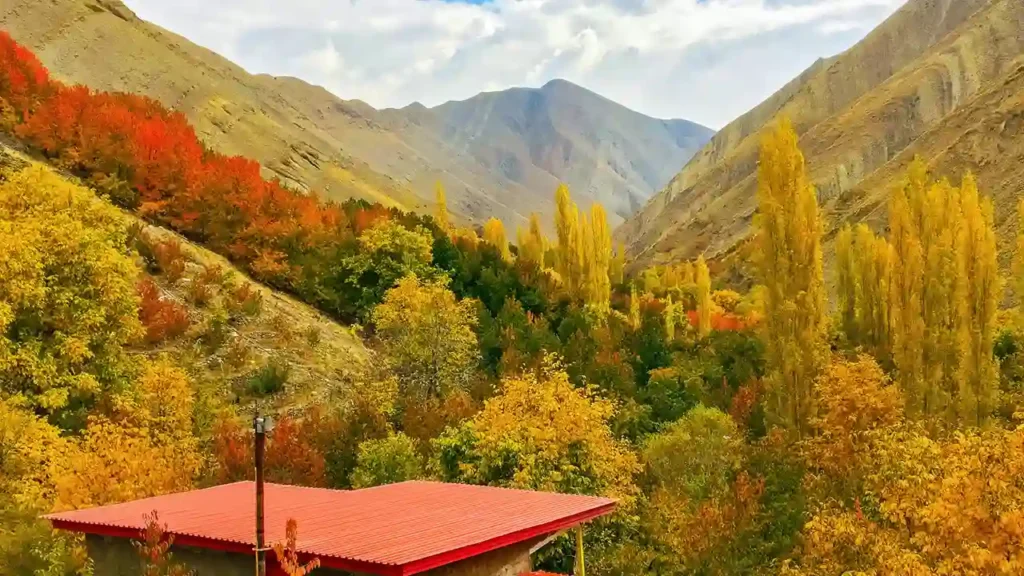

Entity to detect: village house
[45,481,615,576]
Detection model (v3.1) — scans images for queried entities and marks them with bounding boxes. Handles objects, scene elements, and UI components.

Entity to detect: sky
[121,0,907,129]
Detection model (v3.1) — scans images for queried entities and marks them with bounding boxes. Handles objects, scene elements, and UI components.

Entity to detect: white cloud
[122,0,906,128]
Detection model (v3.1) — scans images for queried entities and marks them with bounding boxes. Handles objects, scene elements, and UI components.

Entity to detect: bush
[153,238,187,283]
[225,282,263,321]
[350,433,424,488]
[137,278,190,344]
[246,359,290,398]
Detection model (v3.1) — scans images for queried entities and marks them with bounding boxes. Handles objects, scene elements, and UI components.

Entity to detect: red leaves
[0,31,50,118]
[137,278,190,344]
[0,33,355,301]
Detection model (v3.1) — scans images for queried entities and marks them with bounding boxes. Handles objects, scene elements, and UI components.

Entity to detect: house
[45,481,615,576]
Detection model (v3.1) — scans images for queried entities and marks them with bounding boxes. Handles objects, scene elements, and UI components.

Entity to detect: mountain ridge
[0,0,712,231]
[618,0,1017,270]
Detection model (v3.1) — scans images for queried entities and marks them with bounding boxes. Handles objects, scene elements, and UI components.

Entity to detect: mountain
[618,0,1024,271]
[418,79,712,224]
[0,0,712,231]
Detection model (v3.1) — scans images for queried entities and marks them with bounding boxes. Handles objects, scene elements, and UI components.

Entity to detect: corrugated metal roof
[45,481,614,574]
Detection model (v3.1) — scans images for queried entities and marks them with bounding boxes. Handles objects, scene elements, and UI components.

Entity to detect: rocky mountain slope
[0,0,711,231]
[618,0,1024,269]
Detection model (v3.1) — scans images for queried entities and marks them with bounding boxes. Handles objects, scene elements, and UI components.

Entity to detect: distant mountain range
[0,0,712,231]
[618,0,1024,272]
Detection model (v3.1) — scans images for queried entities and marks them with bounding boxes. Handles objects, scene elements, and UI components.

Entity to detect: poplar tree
[588,203,612,310]
[555,184,579,292]
[610,243,626,286]
[888,171,926,418]
[580,212,595,303]
[853,224,891,358]
[955,173,1000,426]
[1013,199,1024,325]
[483,217,511,262]
[629,283,641,330]
[836,224,857,342]
[434,181,449,231]
[696,255,712,338]
[665,295,676,342]
[519,212,546,268]
[753,118,826,437]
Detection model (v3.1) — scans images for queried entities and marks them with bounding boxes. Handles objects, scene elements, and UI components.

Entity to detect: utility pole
[254,410,269,576]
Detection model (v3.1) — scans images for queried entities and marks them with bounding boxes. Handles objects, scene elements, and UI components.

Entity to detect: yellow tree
[754,119,826,437]
[955,173,1000,426]
[853,224,891,358]
[371,275,479,400]
[554,184,582,293]
[433,355,639,504]
[0,166,141,421]
[665,295,676,342]
[434,181,450,231]
[482,217,511,262]
[588,203,612,310]
[517,213,545,268]
[580,212,595,303]
[696,255,712,338]
[1014,198,1024,326]
[888,169,926,418]
[835,224,857,342]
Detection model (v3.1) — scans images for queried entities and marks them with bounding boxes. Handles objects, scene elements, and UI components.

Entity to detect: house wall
[84,534,542,576]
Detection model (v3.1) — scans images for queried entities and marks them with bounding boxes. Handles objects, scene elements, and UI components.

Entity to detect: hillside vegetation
[2,17,1024,576]
[619,0,1024,272]
[0,0,711,231]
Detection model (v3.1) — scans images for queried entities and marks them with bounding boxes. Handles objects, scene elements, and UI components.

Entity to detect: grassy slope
[0,140,371,414]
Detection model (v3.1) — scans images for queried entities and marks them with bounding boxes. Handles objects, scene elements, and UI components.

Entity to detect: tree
[955,172,1000,426]
[836,224,857,341]
[272,519,321,576]
[587,203,612,310]
[517,212,546,268]
[350,433,424,488]
[371,275,479,400]
[0,166,141,424]
[483,217,511,262]
[610,243,626,287]
[555,184,582,294]
[434,355,639,504]
[434,181,449,231]
[696,256,712,338]
[1015,199,1024,325]
[136,511,194,576]
[643,406,744,503]
[802,355,903,483]
[753,118,826,437]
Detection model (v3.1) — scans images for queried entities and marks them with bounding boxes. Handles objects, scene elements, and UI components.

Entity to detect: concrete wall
[84,534,540,576]
[424,538,537,576]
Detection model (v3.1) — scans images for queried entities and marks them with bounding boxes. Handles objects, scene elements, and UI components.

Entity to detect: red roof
[46,481,614,576]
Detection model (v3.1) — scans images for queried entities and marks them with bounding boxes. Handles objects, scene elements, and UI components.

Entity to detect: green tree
[350,433,424,488]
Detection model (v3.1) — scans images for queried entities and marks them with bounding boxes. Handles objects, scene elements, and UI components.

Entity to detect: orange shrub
[137,278,190,343]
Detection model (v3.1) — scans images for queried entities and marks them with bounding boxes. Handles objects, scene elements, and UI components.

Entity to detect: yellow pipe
[576,526,585,576]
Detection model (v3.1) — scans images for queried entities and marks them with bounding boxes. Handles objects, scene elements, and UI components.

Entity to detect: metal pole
[255,413,266,576]
[575,525,585,576]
